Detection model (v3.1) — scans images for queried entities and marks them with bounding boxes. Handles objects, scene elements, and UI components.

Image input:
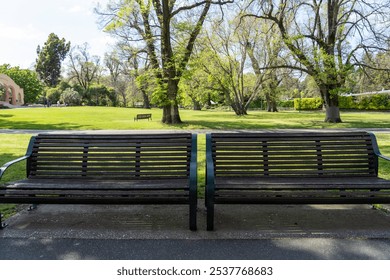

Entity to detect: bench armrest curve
[368,132,390,162]
[0,136,35,180]
[378,154,390,161]
[0,155,29,179]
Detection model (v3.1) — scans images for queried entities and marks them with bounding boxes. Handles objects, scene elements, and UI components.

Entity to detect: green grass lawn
[1,106,390,130]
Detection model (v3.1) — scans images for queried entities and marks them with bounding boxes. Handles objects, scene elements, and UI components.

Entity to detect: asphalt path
[2,238,390,260]
[1,203,390,260]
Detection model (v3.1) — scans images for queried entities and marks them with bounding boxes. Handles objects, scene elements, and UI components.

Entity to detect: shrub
[60,88,81,106]
[339,94,390,110]
[294,98,323,110]
[338,96,356,109]
[278,100,294,108]
[45,87,62,104]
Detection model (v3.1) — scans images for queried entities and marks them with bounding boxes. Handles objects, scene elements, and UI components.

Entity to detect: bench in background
[0,133,197,230]
[134,114,152,121]
[206,131,390,230]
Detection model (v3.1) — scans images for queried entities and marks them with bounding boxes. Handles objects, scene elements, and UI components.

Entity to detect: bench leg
[28,204,38,211]
[0,213,8,229]
[206,203,214,231]
[189,202,197,231]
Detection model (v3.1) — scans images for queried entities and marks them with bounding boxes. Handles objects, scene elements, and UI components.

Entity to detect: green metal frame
[368,132,390,176]
[189,133,198,231]
[205,133,215,231]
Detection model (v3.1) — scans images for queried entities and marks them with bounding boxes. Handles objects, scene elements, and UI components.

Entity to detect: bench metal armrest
[0,136,35,180]
[378,154,390,162]
[0,155,29,179]
[368,132,390,161]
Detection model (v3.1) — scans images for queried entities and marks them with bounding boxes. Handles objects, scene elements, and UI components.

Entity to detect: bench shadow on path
[1,203,390,259]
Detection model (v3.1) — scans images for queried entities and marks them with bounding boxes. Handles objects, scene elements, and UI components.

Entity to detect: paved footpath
[2,203,390,260]
[3,238,390,260]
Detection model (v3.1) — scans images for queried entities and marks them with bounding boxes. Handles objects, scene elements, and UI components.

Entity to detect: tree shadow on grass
[0,118,87,130]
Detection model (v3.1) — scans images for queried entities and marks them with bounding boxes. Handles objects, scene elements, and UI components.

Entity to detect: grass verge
[1,107,390,130]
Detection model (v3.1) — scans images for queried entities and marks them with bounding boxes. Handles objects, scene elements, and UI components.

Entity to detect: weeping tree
[97,0,233,124]
[246,0,390,122]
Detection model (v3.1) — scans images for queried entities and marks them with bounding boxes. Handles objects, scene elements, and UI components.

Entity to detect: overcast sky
[0,0,114,69]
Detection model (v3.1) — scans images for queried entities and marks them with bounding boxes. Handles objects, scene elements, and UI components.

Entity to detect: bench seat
[213,177,390,204]
[0,179,190,204]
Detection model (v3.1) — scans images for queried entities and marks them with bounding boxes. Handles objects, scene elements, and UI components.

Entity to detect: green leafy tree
[201,16,262,115]
[36,33,70,87]
[0,64,44,103]
[45,87,62,104]
[246,0,390,122]
[85,84,117,106]
[67,43,102,94]
[97,0,233,123]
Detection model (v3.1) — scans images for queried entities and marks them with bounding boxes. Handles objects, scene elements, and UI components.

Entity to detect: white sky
[0,0,114,69]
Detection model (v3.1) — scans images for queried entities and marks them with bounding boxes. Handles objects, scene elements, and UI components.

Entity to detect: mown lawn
[1,106,390,130]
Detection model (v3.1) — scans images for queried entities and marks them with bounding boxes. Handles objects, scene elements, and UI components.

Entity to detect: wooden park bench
[205,131,390,230]
[134,113,152,121]
[0,133,197,230]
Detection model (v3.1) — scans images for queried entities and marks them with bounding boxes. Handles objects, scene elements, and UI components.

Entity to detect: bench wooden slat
[3,179,190,189]
[214,177,390,187]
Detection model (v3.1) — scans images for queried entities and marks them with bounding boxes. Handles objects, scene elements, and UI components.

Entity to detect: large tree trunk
[325,106,341,123]
[320,85,342,123]
[162,103,182,123]
[193,100,202,110]
[265,92,278,112]
[162,78,182,123]
[231,102,248,115]
[141,88,151,109]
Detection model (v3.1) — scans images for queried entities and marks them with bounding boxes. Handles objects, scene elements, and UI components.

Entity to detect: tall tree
[243,15,290,112]
[97,0,233,124]
[67,43,101,93]
[246,0,390,122]
[201,17,262,115]
[35,33,70,87]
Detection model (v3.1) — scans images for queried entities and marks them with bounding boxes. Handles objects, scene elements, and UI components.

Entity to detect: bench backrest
[207,132,378,178]
[27,133,196,180]
[136,114,151,118]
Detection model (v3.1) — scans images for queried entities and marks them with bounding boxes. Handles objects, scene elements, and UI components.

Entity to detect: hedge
[294,98,323,110]
[339,94,390,110]
[293,94,390,110]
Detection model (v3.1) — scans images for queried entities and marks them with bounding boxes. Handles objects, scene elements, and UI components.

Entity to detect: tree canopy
[0,64,44,104]
[245,0,390,122]
[97,0,233,123]
[35,33,71,87]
